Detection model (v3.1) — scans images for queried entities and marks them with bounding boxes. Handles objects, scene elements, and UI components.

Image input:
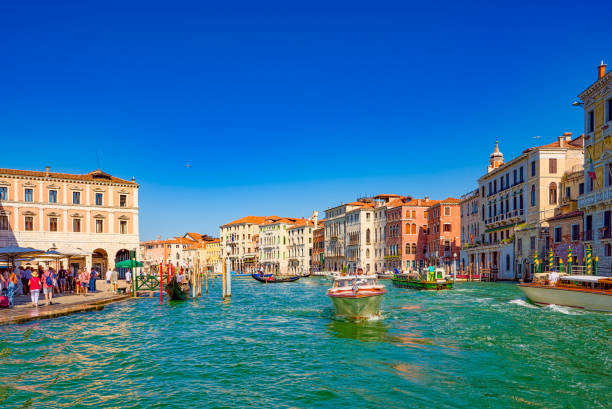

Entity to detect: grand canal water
[0,278,610,408]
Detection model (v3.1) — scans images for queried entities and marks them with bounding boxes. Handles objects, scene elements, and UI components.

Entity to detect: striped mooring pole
[586,245,592,275]
[549,248,554,271]
[534,251,539,275]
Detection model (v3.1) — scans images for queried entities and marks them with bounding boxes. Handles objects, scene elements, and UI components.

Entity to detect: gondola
[165,276,190,301]
[251,273,301,283]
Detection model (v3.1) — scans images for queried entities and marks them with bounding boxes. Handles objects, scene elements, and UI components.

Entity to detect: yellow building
[577,61,612,271]
[203,239,221,272]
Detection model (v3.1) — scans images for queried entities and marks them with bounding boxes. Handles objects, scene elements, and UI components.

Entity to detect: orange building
[311,221,325,272]
[426,198,461,266]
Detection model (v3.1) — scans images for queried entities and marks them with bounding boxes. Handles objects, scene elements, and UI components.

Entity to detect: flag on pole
[588,156,596,180]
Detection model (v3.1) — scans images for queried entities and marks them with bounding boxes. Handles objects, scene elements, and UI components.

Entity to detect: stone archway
[92,248,108,274]
[115,249,130,279]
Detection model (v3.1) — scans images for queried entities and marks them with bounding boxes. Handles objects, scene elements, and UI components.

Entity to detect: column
[85,254,92,271]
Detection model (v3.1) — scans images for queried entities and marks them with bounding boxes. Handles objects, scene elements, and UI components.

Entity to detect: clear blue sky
[0,1,610,240]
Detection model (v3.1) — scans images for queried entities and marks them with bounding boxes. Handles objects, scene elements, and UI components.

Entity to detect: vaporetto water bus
[326,274,386,318]
[518,274,612,312]
[391,268,454,290]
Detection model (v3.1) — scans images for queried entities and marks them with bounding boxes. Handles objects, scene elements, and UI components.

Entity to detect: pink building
[385,198,434,271]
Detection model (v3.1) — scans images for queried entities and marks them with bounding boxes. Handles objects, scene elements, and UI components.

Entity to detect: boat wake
[544,304,583,315]
[508,299,538,309]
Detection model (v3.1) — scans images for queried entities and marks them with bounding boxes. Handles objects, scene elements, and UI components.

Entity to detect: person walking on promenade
[80,268,90,296]
[22,266,31,295]
[89,269,97,293]
[68,268,75,293]
[29,270,41,307]
[41,268,55,306]
[106,268,112,291]
[125,269,131,287]
[111,269,119,293]
[58,267,66,293]
[7,271,18,308]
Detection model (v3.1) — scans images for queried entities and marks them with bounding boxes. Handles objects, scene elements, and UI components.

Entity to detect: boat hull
[251,273,300,283]
[392,278,453,290]
[327,293,384,318]
[518,285,612,312]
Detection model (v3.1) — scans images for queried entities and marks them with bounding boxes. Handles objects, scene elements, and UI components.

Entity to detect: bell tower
[488,140,504,173]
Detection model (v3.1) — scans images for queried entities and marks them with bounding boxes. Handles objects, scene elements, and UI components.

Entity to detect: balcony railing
[578,185,612,209]
[600,229,612,240]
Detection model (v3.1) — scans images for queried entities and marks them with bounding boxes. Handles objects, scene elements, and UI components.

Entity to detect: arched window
[405,224,410,234]
[366,229,371,244]
[412,243,417,254]
[549,182,557,204]
[405,243,410,254]
[530,184,536,206]
[366,249,370,258]
[411,224,417,234]
[412,210,416,218]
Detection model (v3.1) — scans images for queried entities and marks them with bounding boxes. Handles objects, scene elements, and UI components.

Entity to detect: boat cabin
[555,275,612,291]
[333,275,378,288]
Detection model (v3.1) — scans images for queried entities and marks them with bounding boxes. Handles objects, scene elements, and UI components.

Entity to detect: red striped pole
[159,262,163,304]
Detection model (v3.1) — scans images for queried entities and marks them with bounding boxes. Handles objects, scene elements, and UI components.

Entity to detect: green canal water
[0,278,610,408]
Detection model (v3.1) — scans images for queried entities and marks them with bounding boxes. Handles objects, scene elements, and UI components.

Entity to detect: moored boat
[326,274,386,318]
[392,268,453,290]
[251,273,301,283]
[377,271,394,280]
[518,274,612,312]
[165,276,190,301]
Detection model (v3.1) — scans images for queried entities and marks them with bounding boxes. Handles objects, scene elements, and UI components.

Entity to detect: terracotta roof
[221,216,270,226]
[429,197,460,206]
[523,135,584,153]
[547,210,583,222]
[185,232,203,241]
[262,216,308,226]
[0,168,137,185]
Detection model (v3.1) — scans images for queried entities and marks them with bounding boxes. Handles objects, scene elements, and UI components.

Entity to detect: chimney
[558,135,564,148]
[45,166,50,177]
[563,132,572,142]
[599,60,607,80]
[424,195,429,202]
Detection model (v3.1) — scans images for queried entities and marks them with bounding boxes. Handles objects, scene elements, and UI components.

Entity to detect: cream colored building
[463,136,583,280]
[345,204,375,273]
[287,218,316,275]
[219,216,264,274]
[459,188,480,270]
[0,167,139,274]
[577,61,612,272]
[372,199,388,273]
[259,216,309,275]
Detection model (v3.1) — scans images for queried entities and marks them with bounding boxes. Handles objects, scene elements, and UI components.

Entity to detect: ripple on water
[0,280,610,408]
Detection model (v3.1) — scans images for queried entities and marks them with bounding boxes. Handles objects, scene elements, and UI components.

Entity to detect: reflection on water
[326,317,391,343]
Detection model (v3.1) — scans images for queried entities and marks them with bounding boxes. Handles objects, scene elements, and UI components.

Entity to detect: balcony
[600,228,612,240]
[578,185,612,209]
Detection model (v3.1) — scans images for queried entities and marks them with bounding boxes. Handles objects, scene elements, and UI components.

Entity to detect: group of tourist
[0,265,122,308]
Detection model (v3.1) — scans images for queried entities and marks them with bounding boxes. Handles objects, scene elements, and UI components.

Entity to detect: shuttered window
[549,158,557,174]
